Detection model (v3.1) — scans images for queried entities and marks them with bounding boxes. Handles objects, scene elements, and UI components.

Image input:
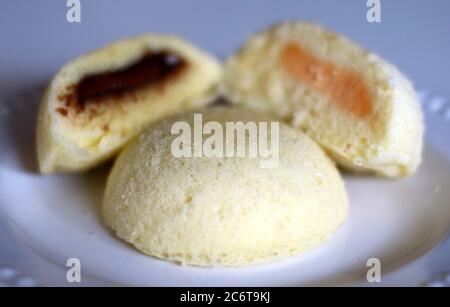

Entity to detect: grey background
[0,0,449,98]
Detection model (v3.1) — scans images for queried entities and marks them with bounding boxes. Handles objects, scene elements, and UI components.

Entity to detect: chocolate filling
[59,50,188,113]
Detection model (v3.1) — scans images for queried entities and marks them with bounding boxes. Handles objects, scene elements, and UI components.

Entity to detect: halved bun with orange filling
[223,22,424,177]
[37,34,221,174]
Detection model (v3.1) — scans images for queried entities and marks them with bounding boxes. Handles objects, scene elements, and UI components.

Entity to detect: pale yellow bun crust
[103,107,348,266]
[223,22,424,178]
[37,34,222,174]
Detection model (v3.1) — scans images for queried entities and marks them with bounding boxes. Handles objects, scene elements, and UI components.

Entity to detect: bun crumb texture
[103,107,348,266]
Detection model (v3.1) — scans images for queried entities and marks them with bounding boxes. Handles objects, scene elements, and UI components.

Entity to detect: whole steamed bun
[103,107,348,266]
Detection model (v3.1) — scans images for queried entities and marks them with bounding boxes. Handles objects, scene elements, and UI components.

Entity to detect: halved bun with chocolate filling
[223,22,424,178]
[37,34,221,173]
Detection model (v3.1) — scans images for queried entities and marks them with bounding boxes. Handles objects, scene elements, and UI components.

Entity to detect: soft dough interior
[223,22,423,177]
[37,35,222,173]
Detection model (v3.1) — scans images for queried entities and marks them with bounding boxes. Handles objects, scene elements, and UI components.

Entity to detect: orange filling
[280,42,373,118]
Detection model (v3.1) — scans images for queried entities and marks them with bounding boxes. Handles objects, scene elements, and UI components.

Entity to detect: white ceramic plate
[1,87,450,287]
